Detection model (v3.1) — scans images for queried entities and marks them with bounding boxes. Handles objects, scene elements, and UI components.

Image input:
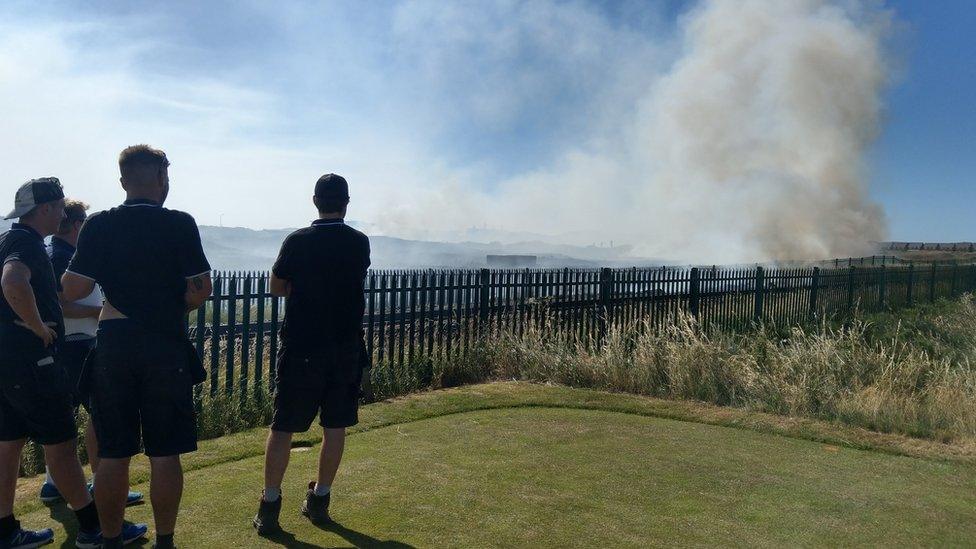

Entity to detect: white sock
[45,468,55,486]
[313,483,331,497]
[263,487,281,502]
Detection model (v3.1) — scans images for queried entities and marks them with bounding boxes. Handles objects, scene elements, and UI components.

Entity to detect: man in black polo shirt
[253,173,370,535]
[62,145,212,549]
[0,178,147,548]
[40,199,144,508]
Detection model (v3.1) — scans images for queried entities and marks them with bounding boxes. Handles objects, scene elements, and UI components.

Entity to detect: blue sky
[0,0,972,256]
[869,0,975,241]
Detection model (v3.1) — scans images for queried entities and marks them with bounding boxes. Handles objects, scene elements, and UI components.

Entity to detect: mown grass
[16,385,976,547]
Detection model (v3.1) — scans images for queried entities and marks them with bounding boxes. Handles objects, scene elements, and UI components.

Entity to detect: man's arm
[2,261,57,346]
[61,299,101,319]
[185,272,213,312]
[270,234,295,297]
[61,272,96,303]
[269,273,291,297]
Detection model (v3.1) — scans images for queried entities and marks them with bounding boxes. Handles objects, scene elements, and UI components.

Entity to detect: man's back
[273,219,370,351]
[67,198,211,337]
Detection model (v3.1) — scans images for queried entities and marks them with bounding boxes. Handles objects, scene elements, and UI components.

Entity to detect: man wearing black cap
[253,173,370,535]
[0,178,147,548]
[61,145,211,549]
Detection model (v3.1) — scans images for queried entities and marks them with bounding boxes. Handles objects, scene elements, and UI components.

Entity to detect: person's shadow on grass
[46,502,150,549]
[264,520,415,549]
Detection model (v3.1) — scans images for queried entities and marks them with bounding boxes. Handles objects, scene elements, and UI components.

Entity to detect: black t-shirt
[67,199,211,338]
[0,223,64,352]
[273,219,370,352]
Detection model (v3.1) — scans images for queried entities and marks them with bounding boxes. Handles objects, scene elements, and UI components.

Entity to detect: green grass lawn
[15,383,976,547]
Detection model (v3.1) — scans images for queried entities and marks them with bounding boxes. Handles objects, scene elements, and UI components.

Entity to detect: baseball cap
[314,173,349,200]
[4,177,65,220]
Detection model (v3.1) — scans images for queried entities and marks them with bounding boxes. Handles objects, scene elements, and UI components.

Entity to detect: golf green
[19,406,976,547]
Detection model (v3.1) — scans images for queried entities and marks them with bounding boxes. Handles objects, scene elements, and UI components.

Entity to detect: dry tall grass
[489,296,976,443]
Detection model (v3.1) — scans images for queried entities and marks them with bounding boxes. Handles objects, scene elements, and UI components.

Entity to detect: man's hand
[16,319,58,347]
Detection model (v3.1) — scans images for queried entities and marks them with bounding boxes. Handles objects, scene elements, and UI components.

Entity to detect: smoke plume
[400,0,892,263]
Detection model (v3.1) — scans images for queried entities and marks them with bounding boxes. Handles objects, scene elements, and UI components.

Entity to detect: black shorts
[89,320,197,459]
[60,338,96,411]
[271,342,364,432]
[0,345,78,446]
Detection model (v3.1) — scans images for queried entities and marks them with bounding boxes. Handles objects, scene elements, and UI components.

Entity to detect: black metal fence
[187,260,976,401]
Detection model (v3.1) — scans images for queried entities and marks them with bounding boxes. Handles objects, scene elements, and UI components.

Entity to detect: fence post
[877,264,886,310]
[689,267,700,320]
[906,263,914,306]
[209,274,222,397]
[598,267,613,341]
[929,262,937,303]
[753,266,764,324]
[808,267,819,318]
[950,261,959,297]
[478,268,490,335]
[846,266,856,313]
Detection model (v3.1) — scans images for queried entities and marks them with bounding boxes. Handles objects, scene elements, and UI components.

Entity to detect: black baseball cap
[5,177,65,220]
[314,173,349,200]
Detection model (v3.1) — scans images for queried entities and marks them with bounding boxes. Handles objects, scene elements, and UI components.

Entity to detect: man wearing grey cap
[0,178,147,548]
[254,173,371,535]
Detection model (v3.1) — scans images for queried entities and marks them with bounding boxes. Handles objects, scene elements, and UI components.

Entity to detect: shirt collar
[9,223,43,241]
[51,235,76,254]
[122,198,162,207]
[312,218,345,227]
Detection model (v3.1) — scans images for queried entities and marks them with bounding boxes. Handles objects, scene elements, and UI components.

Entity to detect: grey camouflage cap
[4,177,65,220]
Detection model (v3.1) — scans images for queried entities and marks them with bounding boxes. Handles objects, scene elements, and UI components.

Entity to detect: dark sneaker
[39,482,62,504]
[300,482,331,524]
[74,521,148,549]
[253,495,282,536]
[3,526,54,548]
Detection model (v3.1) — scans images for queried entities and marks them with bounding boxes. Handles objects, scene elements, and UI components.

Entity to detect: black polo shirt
[67,199,211,338]
[273,219,370,352]
[0,223,64,351]
[48,236,75,292]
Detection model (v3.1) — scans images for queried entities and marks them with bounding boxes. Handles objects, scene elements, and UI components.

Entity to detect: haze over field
[5,1,972,264]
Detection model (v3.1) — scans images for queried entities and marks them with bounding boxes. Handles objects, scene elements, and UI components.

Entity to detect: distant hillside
[199,225,660,271]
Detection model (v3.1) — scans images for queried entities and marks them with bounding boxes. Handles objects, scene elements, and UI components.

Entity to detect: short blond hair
[119,144,169,185]
[58,199,89,235]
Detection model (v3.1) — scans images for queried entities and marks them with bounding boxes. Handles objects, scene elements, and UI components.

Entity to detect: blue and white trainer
[74,522,148,549]
[38,482,62,504]
[87,482,144,506]
[3,526,54,548]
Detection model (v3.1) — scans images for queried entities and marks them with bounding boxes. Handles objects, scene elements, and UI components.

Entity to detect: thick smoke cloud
[396,0,892,263]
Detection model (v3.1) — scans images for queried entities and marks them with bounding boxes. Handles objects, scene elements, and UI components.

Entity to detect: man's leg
[253,430,293,535]
[264,430,293,498]
[316,428,346,490]
[0,440,25,518]
[94,457,130,538]
[149,456,182,537]
[42,439,92,510]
